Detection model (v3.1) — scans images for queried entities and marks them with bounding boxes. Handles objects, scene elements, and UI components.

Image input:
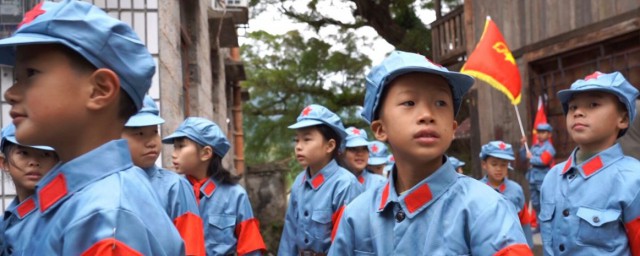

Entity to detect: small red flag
[461,17,522,105]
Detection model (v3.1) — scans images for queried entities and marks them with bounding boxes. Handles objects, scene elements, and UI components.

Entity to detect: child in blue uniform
[366,141,389,176]
[0,1,184,254]
[342,127,386,191]
[448,156,465,174]
[329,51,531,255]
[0,124,58,255]
[163,117,267,256]
[382,154,394,178]
[479,141,534,248]
[539,71,640,255]
[123,95,205,255]
[279,104,363,255]
[520,122,555,216]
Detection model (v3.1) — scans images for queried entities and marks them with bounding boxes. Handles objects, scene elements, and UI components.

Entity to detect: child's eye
[26,68,39,78]
[568,105,578,111]
[137,131,144,136]
[400,101,415,106]
[293,138,298,143]
[589,102,600,108]
[435,100,447,107]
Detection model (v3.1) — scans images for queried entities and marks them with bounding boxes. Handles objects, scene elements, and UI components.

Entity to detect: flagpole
[514,104,530,153]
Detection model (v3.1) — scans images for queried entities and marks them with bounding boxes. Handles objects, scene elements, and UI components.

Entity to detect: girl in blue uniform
[279,104,363,255]
[479,141,534,248]
[0,124,58,255]
[342,127,386,191]
[163,117,266,256]
[366,141,389,176]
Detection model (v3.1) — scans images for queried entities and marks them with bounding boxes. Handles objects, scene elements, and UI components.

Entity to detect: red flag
[461,17,522,105]
[532,96,548,144]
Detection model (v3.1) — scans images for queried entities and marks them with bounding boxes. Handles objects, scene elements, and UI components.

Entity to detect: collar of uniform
[3,197,19,221]
[36,139,135,214]
[303,159,339,190]
[201,177,218,198]
[560,143,623,178]
[377,157,458,218]
[357,170,368,184]
[479,176,507,193]
[142,165,160,178]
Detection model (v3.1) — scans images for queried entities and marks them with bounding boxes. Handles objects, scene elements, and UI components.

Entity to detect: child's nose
[29,161,40,167]
[417,107,435,124]
[4,84,20,105]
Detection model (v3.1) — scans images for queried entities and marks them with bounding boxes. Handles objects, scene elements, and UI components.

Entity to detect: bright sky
[239,1,437,65]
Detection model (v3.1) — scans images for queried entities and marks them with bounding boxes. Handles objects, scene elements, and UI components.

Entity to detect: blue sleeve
[328,210,354,256]
[172,178,200,219]
[469,197,531,255]
[278,180,299,255]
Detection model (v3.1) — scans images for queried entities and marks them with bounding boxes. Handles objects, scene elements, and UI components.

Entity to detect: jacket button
[593,216,600,223]
[395,211,405,222]
[562,209,569,217]
[559,244,565,251]
[304,238,309,244]
[304,211,309,217]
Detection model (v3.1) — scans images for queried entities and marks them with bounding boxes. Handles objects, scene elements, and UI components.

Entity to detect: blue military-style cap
[479,141,515,161]
[344,127,369,148]
[557,71,639,135]
[288,104,348,141]
[162,117,230,158]
[536,123,552,132]
[448,156,465,169]
[0,0,155,110]
[361,51,475,123]
[367,141,389,165]
[125,95,165,127]
[1,124,54,152]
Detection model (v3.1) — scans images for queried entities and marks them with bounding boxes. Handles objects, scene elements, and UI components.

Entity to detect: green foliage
[241,30,371,167]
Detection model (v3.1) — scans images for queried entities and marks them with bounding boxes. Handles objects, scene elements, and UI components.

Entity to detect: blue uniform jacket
[23,140,185,255]
[520,140,556,183]
[279,159,363,255]
[539,143,640,255]
[144,165,204,255]
[196,177,266,256]
[1,196,40,255]
[330,159,532,255]
[480,176,534,248]
[357,170,386,191]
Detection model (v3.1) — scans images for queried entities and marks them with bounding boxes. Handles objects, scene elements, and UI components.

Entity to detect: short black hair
[313,124,342,160]
[175,137,239,184]
[55,44,137,121]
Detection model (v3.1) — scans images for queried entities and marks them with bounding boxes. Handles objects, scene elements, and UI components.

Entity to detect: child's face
[368,164,385,175]
[171,138,204,176]
[482,156,509,183]
[5,44,92,150]
[536,130,551,142]
[294,127,334,171]
[372,73,457,166]
[2,145,58,192]
[122,126,161,169]
[566,91,629,151]
[343,146,369,173]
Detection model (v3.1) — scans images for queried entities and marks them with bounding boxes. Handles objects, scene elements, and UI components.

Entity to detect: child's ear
[199,146,214,162]
[0,155,6,171]
[86,68,120,111]
[451,120,458,139]
[618,111,630,130]
[325,139,336,155]
[371,120,388,142]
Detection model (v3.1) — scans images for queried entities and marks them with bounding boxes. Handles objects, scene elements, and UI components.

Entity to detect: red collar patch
[39,173,68,212]
[203,181,216,197]
[311,174,325,189]
[582,156,604,176]
[404,184,433,214]
[561,158,573,174]
[17,197,36,218]
[378,183,390,210]
[358,175,365,184]
[18,2,46,29]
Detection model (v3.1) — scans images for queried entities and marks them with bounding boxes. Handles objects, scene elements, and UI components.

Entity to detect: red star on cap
[371,144,379,153]
[352,129,360,135]
[584,72,602,81]
[18,2,45,29]
[390,155,395,161]
[301,106,312,116]
[499,142,507,150]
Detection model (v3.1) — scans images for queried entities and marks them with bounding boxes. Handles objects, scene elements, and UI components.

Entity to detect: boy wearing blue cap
[279,104,363,255]
[383,154,395,177]
[162,117,267,256]
[0,1,184,254]
[520,122,556,217]
[479,141,534,248]
[448,156,465,174]
[0,124,58,255]
[122,95,205,255]
[539,71,640,255]
[342,127,386,190]
[366,141,389,176]
[330,51,531,255]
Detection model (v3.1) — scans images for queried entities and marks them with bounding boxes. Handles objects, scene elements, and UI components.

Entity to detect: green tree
[241,30,371,167]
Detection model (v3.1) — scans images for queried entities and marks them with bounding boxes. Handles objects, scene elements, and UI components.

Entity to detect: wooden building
[432,0,639,183]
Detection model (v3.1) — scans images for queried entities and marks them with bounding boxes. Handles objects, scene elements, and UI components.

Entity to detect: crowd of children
[0,1,638,255]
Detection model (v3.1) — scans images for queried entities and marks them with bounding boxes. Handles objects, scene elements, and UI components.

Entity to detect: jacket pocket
[208,215,237,244]
[576,207,621,251]
[310,210,332,239]
[538,203,555,244]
